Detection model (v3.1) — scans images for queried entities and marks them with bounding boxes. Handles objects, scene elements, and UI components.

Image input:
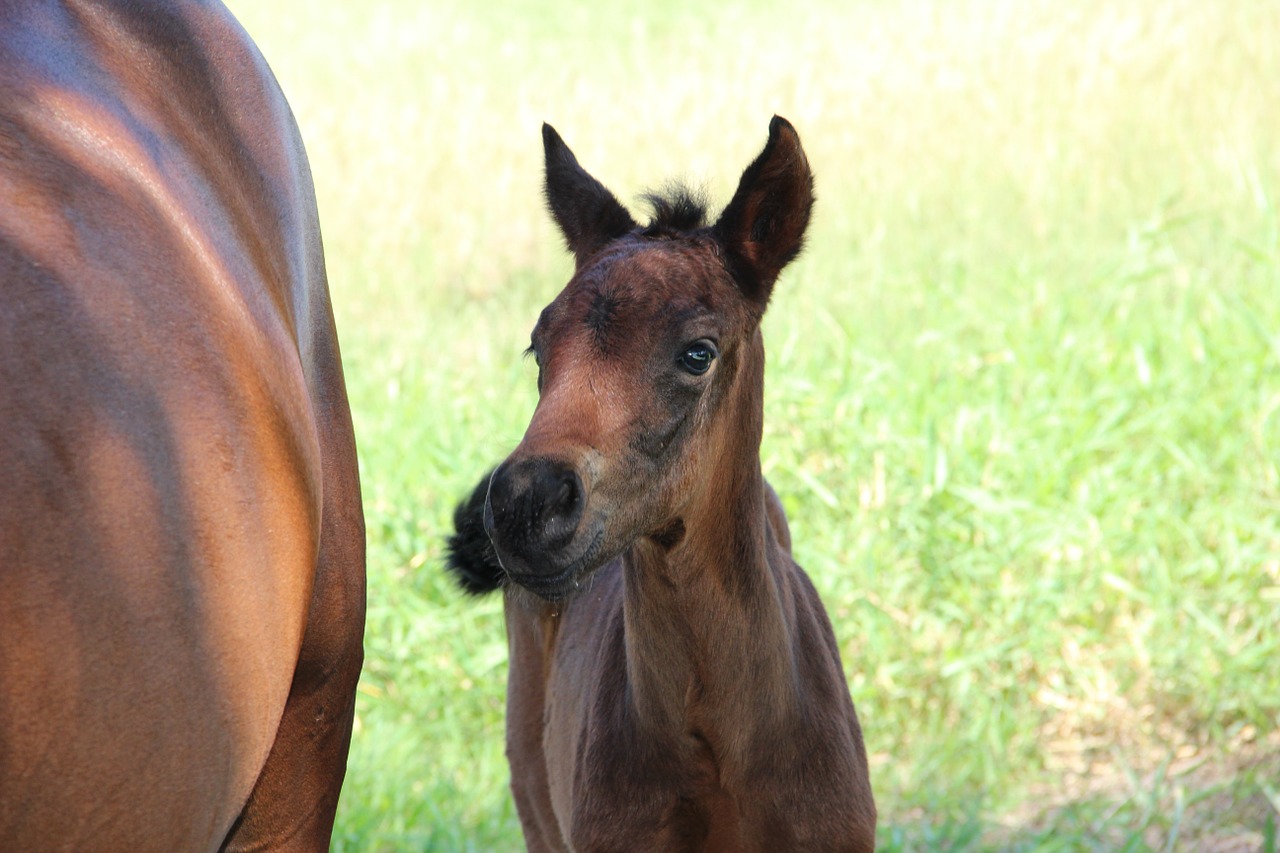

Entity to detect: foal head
[483,117,813,601]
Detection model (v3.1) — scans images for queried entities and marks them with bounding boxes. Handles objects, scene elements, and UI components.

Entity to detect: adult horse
[0,2,365,850]
[448,118,876,851]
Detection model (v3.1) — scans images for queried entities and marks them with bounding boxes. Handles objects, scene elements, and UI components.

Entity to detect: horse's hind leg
[221,437,366,852]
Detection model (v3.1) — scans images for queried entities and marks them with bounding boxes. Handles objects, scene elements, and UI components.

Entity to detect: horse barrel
[0,2,365,850]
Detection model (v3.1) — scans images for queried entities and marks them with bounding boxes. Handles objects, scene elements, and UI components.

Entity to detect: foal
[448,117,875,852]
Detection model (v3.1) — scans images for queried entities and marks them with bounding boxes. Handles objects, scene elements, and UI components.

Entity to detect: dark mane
[639,184,710,236]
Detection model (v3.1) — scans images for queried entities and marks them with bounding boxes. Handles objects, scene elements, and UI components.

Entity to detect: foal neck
[619,337,797,742]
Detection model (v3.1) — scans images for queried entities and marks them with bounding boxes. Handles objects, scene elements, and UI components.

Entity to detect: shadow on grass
[880,749,1279,853]
[883,811,1277,852]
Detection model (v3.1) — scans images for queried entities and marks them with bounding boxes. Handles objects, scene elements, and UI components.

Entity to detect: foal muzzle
[484,456,594,596]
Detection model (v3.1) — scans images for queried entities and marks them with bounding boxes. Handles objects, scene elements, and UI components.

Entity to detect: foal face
[484,118,813,600]
[485,237,757,599]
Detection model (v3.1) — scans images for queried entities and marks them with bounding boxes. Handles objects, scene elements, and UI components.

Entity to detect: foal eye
[524,346,543,390]
[677,340,717,375]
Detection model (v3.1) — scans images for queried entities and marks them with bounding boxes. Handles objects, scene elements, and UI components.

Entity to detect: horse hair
[639,184,710,236]
[445,471,504,595]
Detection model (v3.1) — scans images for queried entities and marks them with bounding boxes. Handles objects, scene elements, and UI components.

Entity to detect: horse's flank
[0,2,365,849]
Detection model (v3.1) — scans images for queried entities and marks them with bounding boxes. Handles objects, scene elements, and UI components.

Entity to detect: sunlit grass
[227,0,1280,848]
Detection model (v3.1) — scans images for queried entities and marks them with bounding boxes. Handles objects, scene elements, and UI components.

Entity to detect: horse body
[450,119,875,851]
[0,2,364,850]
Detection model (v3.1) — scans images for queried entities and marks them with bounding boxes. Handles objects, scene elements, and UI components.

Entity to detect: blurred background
[227,0,1279,849]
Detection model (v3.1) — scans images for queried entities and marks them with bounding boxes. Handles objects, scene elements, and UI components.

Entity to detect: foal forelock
[639,184,711,236]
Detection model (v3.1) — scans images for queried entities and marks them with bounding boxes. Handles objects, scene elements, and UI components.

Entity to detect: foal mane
[639,184,710,237]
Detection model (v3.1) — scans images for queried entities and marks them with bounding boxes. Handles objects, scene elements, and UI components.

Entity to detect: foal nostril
[487,458,584,560]
[539,467,582,548]
[550,469,577,514]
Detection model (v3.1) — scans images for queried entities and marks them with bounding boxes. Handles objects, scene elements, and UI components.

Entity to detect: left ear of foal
[713,115,815,306]
[542,123,639,268]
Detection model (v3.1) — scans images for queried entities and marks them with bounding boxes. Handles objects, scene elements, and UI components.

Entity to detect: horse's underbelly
[0,299,320,851]
[0,415,318,851]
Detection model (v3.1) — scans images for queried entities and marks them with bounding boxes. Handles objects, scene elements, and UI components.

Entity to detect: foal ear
[543,123,638,267]
[713,116,814,305]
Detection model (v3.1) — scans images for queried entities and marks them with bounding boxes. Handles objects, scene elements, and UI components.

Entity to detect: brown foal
[447,117,875,852]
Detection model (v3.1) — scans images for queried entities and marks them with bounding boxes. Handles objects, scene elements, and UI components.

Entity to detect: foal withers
[448,117,876,851]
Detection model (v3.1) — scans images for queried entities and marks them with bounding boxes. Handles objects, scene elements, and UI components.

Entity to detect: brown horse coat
[0,2,365,850]
[448,118,875,852]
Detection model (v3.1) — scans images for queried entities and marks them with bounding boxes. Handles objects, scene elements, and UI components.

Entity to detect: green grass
[227,0,1280,848]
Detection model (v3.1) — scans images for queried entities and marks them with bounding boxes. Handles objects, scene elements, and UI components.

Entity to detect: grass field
[227,0,1280,849]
